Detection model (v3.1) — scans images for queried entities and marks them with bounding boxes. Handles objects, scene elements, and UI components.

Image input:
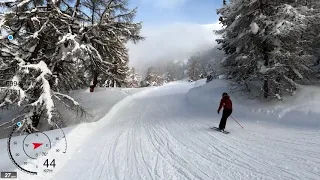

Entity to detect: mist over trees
[0,0,143,131]
[185,47,224,82]
[187,54,202,81]
[216,0,320,99]
[126,67,141,88]
[140,66,164,87]
[137,46,225,85]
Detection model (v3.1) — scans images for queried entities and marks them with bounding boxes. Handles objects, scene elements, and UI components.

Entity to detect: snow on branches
[0,0,143,131]
[126,67,141,88]
[216,0,320,99]
[141,67,163,87]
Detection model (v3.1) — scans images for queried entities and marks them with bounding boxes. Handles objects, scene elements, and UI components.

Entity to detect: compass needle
[32,143,43,150]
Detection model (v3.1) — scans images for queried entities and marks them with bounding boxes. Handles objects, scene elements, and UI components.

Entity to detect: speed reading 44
[7,123,67,175]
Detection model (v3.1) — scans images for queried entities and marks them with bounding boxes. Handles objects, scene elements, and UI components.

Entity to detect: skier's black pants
[219,109,232,130]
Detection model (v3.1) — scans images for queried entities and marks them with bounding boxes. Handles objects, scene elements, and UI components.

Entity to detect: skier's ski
[210,127,230,134]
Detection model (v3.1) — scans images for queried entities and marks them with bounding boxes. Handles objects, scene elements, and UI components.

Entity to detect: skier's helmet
[222,92,228,97]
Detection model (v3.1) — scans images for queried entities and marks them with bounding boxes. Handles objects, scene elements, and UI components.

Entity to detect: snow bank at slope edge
[186,79,320,128]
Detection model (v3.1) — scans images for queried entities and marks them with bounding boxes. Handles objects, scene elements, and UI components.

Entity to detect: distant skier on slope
[217,92,233,131]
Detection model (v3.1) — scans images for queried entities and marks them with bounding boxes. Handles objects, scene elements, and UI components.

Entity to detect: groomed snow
[0,79,319,180]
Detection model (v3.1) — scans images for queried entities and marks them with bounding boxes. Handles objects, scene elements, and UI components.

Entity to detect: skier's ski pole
[230,116,244,128]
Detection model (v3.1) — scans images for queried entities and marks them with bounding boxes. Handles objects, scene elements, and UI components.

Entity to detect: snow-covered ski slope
[2,79,320,180]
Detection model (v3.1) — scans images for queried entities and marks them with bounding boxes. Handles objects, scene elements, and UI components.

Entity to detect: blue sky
[129,0,223,26]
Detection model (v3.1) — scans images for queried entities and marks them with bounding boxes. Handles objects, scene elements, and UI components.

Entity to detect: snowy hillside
[0,79,319,180]
[187,80,320,129]
[57,87,143,125]
[0,87,142,139]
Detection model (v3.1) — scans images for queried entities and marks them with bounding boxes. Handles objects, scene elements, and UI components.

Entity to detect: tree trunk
[29,35,45,63]
[47,0,53,11]
[92,4,95,25]
[90,71,98,92]
[275,75,281,95]
[31,113,40,128]
[263,77,269,98]
[263,43,269,98]
[74,0,81,17]
[259,0,269,98]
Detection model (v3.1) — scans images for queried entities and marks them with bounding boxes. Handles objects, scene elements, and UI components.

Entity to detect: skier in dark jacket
[217,92,233,131]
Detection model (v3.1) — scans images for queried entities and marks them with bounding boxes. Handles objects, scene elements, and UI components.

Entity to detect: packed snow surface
[0,79,319,180]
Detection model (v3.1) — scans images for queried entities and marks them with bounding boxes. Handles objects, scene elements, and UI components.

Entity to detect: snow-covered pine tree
[80,0,144,90]
[0,0,86,131]
[142,67,156,87]
[195,49,220,78]
[163,60,186,81]
[216,0,320,99]
[165,62,176,82]
[126,67,141,88]
[141,66,163,87]
[0,0,144,131]
[187,54,201,81]
[176,61,186,80]
[155,73,164,86]
[302,0,320,79]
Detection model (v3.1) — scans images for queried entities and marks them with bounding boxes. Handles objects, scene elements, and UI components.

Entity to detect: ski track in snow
[17,82,320,180]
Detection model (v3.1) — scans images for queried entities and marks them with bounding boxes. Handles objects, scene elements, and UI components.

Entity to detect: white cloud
[127,22,222,72]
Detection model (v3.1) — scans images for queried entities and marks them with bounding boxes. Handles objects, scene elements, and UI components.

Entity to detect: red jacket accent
[218,95,232,111]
